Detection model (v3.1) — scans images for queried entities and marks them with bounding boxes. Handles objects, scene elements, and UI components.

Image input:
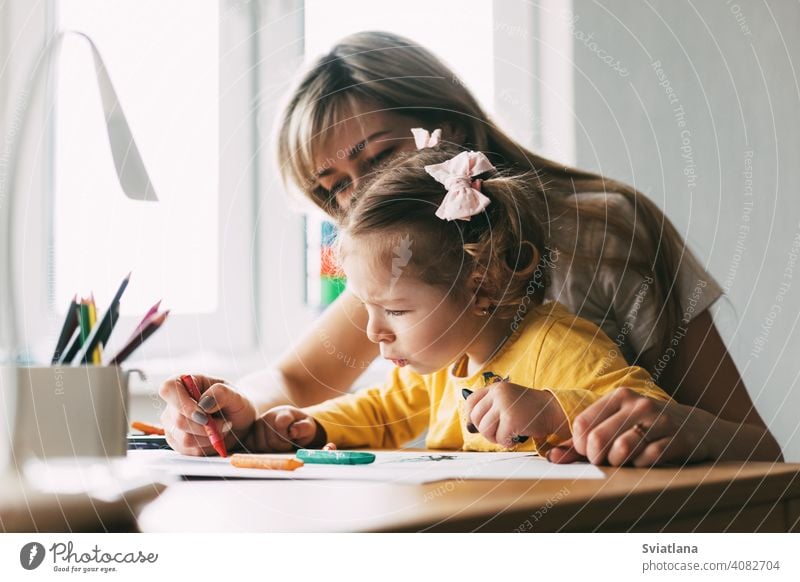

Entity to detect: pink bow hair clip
[424,151,496,221]
[411,127,442,149]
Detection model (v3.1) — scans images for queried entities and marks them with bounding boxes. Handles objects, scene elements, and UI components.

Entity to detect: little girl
[243,138,670,455]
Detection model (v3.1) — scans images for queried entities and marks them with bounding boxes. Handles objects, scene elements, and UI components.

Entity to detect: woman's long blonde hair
[277,30,687,366]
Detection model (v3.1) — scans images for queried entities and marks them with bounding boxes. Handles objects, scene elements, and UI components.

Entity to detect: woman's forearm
[235,367,344,414]
[234,291,380,413]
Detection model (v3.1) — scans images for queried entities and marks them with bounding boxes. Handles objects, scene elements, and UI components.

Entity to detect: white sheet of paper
[127,450,604,483]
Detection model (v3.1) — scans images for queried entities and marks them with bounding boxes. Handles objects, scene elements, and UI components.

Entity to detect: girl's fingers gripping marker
[461,386,529,444]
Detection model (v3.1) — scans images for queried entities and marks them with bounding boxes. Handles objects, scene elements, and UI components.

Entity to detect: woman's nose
[334,172,364,210]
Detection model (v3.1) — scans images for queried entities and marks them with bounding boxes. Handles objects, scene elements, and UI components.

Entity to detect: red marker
[180,374,228,457]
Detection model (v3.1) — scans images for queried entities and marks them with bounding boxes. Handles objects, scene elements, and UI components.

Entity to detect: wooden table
[137,460,800,533]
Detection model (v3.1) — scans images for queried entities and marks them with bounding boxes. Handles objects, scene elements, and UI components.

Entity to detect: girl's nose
[366,319,394,344]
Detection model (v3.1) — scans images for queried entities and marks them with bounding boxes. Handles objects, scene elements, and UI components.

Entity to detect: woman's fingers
[158,374,253,456]
[572,389,666,460]
[583,399,672,465]
[160,406,207,438]
[161,406,217,456]
[633,437,675,467]
[606,423,659,466]
[571,388,638,450]
[159,376,203,418]
[570,389,712,466]
[164,421,211,455]
[631,427,712,467]
[581,414,627,465]
[194,383,255,432]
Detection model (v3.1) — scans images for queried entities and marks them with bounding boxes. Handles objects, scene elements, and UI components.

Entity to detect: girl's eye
[385,310,407,317]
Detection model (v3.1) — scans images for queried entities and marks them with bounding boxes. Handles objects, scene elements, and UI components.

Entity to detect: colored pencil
[79,273,130,364]
[88,294,101,364]
[107,310,169,365]
[125,299,161,343]
[51,295,79,364]
[59,297,91,364]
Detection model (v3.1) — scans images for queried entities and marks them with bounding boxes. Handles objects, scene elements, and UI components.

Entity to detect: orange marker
[131,421,165,436]
[180,374,228,458]
[230,454,304,471]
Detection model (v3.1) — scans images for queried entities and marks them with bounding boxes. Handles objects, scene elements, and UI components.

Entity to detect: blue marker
[296,449,376,465]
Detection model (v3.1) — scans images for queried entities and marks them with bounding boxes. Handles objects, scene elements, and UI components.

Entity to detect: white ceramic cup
[0,366,136,469]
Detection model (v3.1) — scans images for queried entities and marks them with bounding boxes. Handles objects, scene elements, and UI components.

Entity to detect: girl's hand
[245,406,326,453]
[463,382,569,448]
[159,374,256,456]
[548,387,717,466]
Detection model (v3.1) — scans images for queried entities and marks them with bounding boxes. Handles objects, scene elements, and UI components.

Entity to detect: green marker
[296,449,376,465]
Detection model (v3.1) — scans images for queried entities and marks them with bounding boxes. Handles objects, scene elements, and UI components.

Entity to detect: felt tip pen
[230,454,304,471]
[131,421,165,436]
[180,374,228,458]
[296,449,376,465]
[461,388,529,444]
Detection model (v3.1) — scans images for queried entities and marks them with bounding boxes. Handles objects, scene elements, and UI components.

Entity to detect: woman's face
[311,103,423,210]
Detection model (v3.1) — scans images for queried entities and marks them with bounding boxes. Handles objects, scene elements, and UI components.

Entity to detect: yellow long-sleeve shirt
[304,302,670,454]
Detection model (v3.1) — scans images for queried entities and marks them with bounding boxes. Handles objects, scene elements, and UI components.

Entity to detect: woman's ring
[632,422,651,443]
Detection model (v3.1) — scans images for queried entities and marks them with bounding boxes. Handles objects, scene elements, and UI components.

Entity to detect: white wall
[568,0,800,460]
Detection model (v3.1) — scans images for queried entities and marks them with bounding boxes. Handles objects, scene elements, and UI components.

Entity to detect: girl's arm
[640,310,783,462]
[301,366,431,449]
[236,289,380,413]
[158,290,379,455]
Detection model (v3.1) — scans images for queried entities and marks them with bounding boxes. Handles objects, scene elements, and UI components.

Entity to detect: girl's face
[342,244,484,375]
[312,103,422,210]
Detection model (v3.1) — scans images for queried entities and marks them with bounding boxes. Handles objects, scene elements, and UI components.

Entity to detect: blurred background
[1,0,798,460]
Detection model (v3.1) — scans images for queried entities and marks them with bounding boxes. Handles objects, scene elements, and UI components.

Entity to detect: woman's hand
[159,374,256,456]
[245,406,326,453]
[547,387,719,466]
[463,382,570,448]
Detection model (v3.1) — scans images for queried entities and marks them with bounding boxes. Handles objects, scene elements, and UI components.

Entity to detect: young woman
[159,31,782,466]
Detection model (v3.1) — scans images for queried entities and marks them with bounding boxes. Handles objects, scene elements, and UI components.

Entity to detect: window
[49,0,256,364]
[302,0,498,309]
[304,0,496,117]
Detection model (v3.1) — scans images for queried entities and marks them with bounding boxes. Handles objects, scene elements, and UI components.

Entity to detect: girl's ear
[468,272,494,315]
